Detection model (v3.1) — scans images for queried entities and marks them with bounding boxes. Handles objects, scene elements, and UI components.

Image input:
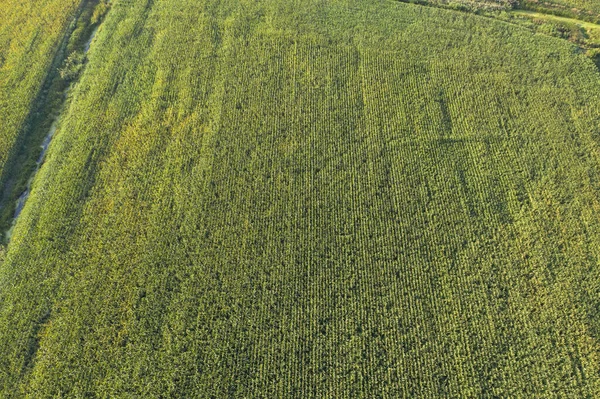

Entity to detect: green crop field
[0,0,81,193]
[1,0,600,396]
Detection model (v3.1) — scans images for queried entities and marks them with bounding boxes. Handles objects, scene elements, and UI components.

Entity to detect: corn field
[1,0,600,397]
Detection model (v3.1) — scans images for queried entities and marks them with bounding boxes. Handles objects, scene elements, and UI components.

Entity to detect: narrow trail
[6,24,100,240]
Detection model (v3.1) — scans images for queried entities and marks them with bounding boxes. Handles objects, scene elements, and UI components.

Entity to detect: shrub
[59,51,86,82]
[91,1,110,25]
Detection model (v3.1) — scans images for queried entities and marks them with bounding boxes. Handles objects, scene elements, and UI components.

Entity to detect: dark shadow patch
[435,89,454,140]
[21,309,52,375]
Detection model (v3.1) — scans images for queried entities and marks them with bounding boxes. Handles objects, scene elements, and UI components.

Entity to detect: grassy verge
[520,0,600,25]
[513,10,600,30]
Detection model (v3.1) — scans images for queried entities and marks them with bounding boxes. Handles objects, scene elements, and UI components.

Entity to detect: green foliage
[588,47,600,66]
[59,51,86,82]
[504,11,600,53]
[521,0,600,24]
[0,0,109,239]
[0,0,81,198]
[400,0,516,12]
[2,0,600,397]
[535,18,587,42]
[66,0,110,54]
[91,1,110,25]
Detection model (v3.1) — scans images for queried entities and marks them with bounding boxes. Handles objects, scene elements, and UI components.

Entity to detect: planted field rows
[1,0,600,396]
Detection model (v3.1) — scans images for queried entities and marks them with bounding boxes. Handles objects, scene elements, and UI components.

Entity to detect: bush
[59,51,86,82]
[91,1,110,25]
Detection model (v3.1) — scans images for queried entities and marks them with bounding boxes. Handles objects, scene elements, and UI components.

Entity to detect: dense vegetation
[0,0,110,237]
[403,0,600,64]
[410,0,600,20]
[0,0,81,206]
[521,0,600,23]
[403,0,516,12]
[2,0,600,396]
